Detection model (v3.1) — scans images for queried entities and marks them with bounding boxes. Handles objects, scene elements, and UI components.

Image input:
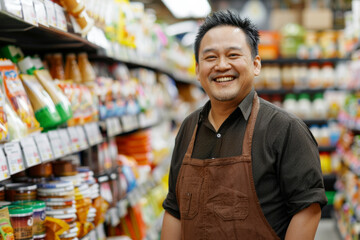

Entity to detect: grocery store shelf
[0,10,99,53]
[318,146,337,152]
[256,87,342,95]
[262,57,350,65]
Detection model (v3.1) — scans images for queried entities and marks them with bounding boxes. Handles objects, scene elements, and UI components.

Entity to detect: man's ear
[253,55,261,76]
[196,63,200,81]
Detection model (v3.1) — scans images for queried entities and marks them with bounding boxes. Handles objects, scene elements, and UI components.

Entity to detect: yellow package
[0,60,40,132]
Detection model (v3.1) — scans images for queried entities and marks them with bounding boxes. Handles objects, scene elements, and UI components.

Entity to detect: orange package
[0,60,40,132]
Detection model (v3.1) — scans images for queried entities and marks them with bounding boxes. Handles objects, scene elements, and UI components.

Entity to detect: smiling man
[161,10,327,240]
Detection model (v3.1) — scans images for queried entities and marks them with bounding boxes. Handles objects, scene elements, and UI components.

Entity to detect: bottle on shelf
[50,54,65,80]
[65,53,82,83]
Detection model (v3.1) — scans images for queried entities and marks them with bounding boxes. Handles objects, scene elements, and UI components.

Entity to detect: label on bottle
[20,136,41,168]
[4,142,24,174]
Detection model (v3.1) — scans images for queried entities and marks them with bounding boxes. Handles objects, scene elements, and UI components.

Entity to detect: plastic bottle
[283,94,297,116]
[50,53,64,80]
[312,93,328,119]
[308,63,321,88]
[321,62,335,88]
[64,53,82,83]
[78,52,96,83]
[297,93,312,119]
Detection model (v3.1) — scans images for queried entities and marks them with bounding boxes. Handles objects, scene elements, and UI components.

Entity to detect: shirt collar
[199,89,255,122]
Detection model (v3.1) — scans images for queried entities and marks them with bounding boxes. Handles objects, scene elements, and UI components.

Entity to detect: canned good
[5,183,37,201]
[8,205,33,240]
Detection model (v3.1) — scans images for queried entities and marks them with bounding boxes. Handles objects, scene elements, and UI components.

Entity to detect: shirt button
[216,133,221,138]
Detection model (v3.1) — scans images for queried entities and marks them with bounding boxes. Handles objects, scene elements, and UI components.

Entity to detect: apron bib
[176,93,280,240]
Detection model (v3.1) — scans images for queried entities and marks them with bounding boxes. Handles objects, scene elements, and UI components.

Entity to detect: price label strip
[54,3,67,31]
[34,134,54,162]
[67,127,80,152]
[44,0,57,28]
[20,136,41,168]
[0,149,10,181]
[33,0,48,26]
[121,115,137,132]
[4,142,25,175]
[47,130,64,159]
[58,129,72,155]
[76,126,88,150]
[93,122,103,144]
[84,123,96,146]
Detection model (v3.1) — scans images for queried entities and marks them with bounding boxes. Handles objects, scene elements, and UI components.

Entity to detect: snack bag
[20,74,62,130]
[0,207,14,240]
[5,101,27,140]
[0,60,40,132]
[0,74,8,142]
[34,69,72,123]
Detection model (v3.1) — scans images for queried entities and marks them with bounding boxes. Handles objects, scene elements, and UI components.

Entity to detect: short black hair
[194,10,259,63]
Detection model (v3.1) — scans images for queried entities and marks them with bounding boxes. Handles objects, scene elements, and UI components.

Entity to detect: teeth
[215,77,234,82]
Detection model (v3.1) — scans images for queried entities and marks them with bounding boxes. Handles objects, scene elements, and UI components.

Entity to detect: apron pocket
[212,186,249,221]
[179,177,203,219]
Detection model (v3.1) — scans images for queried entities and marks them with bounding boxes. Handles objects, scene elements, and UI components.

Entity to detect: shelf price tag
[54,3,67,31]
[84,123,96,146]
[33,0,48,26]
[93,122,103,144]
[4,142,24,175]
[47,130,64,159]
[44,0,56,28]
[76,126,88,150]
[20,136,41,168]
[67,127,80,152]
[121,115,138,132]
[20,0,38,26]
[34,133,53,162]
[0,149,10,181]
[58,129,72,155]
[106,118,121,137]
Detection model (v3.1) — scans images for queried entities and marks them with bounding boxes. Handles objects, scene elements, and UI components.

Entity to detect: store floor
[315,219,341,240]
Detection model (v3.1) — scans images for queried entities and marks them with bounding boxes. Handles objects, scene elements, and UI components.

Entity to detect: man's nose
[215,56,231,71]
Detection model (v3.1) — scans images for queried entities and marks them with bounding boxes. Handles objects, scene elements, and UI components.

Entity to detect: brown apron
[176,93,280,240]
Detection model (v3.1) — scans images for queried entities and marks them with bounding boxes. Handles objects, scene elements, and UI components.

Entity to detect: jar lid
[46,208,76,215]
[45,200,75,206]
[37,181,73,189]
[0,201,11,208]
[14,200,46,210]
[8,205,33,215]
[59,231,77,239]
[0,185,4,191]
[5,183,37,191]
[46,213,76,220]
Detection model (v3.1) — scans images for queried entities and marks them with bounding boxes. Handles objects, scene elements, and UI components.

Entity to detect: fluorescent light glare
[162,0,211,19]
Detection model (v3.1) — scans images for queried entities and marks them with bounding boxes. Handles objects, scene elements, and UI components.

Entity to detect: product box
[269,9,301,30]
[302,8,333,30]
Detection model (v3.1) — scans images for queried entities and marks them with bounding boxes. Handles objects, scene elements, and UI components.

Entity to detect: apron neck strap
[242,92,260,156]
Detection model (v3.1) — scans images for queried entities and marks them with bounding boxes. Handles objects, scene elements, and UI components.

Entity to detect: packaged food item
[52,161,77,177]
[59,0,85,16]
[27,163,53,178]
[50,54,65,80]
[0,186,4,201]
[0,60,40,132]
[20,74,62,130]
[34,69,73,124]
[0,45,23,63]
[8,205,33,240]
[0,207,15,240]
[0,74,8,143]
[14,201,46,238]
[4,101,27,140]
[78,53,96,83]
[5,183,37,202]
[65,54,82,83]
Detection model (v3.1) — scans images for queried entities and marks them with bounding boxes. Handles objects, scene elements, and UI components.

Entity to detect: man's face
[196,25,261,104]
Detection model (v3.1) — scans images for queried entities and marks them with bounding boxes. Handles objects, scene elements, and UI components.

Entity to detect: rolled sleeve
[276,119,328,216]
[163,191,180,219]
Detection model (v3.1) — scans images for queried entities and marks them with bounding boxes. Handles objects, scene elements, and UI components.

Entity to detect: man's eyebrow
[202,46,243,54]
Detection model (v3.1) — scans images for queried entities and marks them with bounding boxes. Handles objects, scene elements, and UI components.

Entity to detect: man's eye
[229,54,240,58]
[205,56,216,60]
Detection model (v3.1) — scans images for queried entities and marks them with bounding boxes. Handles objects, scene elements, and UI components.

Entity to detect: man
[161,10,327,240]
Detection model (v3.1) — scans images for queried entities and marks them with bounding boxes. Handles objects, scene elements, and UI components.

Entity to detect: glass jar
[5,183,37,202]
[8,205,33,240]
[15,201,46,237]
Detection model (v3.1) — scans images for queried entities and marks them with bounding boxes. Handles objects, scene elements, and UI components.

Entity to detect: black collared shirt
[163,89,327,239]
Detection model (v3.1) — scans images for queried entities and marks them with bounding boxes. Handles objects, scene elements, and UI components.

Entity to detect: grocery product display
[0,0,359,239]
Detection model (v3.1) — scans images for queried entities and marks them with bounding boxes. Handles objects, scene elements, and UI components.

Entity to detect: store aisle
[315,219,341,240]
